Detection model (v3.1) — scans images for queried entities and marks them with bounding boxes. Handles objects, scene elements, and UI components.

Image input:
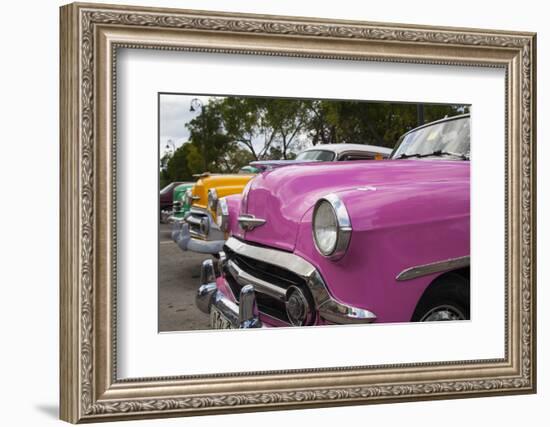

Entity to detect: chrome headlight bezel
[312,194,352,261]
[208,188,218,211]
[184,189,193,206]
[216,197,229,231]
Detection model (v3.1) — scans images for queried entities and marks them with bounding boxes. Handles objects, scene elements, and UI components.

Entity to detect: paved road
[158,223,211,332]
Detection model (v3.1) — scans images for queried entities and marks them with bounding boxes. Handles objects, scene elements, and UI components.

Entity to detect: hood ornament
[192,171,211,178]
[238,214,266,231]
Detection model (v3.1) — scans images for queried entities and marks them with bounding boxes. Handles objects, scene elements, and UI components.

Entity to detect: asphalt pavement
[158,223,211,332]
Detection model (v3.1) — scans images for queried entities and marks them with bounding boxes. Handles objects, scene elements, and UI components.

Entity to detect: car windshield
[295,149,336,161]
[238,166,258,174]
[392,116,470,160]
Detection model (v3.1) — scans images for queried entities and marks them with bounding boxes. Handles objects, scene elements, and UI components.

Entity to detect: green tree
[186,101,233,171]
[261,98,309,159]
[165,143,202,182]
[160,97,469,183]
[304,100,467,149]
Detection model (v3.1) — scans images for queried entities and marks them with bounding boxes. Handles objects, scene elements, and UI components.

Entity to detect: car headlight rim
[216,197,229,231]
[312,194,352,261]
[208,189,218,211]
[184,189,193,207]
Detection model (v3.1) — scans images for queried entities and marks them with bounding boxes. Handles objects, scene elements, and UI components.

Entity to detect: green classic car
[161,182,194,223]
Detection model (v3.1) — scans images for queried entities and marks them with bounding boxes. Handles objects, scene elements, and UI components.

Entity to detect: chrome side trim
[225,237,316,277]
[227,259,287,301]
[396,255,470,281]
[223,237,376,324]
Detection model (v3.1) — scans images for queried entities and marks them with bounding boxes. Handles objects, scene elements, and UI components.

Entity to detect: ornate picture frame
[60,2,536,423]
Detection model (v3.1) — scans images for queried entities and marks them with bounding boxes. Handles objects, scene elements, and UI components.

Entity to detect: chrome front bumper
[160,209,173,224]
[196,238,377,328]
[171,211,225,254]
[196,259,262,328]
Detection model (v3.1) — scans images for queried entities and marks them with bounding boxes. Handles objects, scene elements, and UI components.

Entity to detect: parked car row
[164,114,471,329]
[168,143,391,253]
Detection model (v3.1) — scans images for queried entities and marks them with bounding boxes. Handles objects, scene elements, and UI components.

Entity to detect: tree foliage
[160,97,468,185]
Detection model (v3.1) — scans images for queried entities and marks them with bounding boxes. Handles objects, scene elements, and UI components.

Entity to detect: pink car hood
[241,159,470,252]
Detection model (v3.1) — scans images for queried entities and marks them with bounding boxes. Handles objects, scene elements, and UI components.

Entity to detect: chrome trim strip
[223,238,376,324]
[227,259,286,301]
[396,256,470,281]
[225,237,316,278]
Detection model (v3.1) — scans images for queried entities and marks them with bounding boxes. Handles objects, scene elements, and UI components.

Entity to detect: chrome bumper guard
[196,259,262,328]
[171,215,225,255]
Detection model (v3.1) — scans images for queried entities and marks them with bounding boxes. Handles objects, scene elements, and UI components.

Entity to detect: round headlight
[216,197,229,231]
[208,189,218,211]
[312,194,352,260]
[313,201,338,255]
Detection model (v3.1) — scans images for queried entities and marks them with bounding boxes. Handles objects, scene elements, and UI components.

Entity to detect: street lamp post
[190,98,207,171]
[165,139,175,154]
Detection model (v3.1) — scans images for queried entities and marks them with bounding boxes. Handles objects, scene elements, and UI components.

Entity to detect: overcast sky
[159,94,214,157]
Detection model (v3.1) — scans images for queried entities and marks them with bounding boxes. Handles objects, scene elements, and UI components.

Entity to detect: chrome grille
[223,244,310,323]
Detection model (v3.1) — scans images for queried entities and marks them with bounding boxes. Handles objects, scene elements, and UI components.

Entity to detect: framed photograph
[60,2,537,423]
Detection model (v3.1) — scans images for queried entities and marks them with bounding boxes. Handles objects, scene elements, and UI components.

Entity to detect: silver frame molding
[60,2,536,423]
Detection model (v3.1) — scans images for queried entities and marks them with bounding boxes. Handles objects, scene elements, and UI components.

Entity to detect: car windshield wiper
[395,150,469,160]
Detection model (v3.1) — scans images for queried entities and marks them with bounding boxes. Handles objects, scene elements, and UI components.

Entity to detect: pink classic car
[196,114,470,328]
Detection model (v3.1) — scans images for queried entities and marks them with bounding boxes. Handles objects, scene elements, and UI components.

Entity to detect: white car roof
[301,143,392,155]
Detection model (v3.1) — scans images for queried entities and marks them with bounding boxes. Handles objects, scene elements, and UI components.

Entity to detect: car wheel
[411,273,470,322]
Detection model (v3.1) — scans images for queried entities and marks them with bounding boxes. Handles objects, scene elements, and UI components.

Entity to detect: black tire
[411,273,470,322]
